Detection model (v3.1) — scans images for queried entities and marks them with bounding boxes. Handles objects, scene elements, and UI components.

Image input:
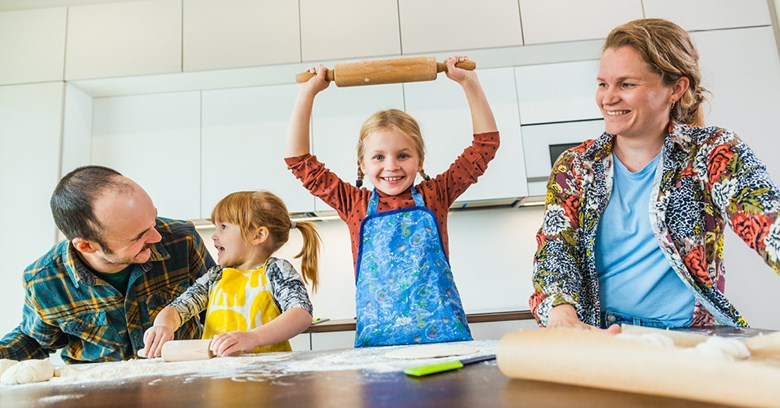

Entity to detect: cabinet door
[183,0,300,72]
[310,84,405,212]
[644,0,771,31]
[403,67,527,201]
[310,331,356,351]
[92,92,201,220]
[66,0,181,80]
[0,83,63,335]
[693,27,780,165]
[201,84,315,216]
[289,333,311,351]
[398,0,522,54]
[514,60,601,125]
[470,320,538,340]
[519,0,643,44]
[300,0,400,61]
[61,84,94,175]
[0,8,66,85]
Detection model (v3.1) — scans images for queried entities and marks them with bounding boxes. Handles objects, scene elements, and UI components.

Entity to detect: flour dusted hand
[0,359,54,385]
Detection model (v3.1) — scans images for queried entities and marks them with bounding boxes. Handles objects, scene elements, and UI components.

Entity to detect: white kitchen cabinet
[183,0,300,72]
[201,84,316,216]
[514,60,601,125]
[91,91,201,220]
[0,8,66,85]
[310,83,405,212]
[289,333,312,351]
[519,0,643,44]
[0,82,64,335]
[299,0,400,61]
[65,0,181,80]
[310,331,356,351]
[522,120,605,196]
[403,67,528,201]
[694,27,780,163]
[61,84,94,176]
[398,0,522,54]
[643,0,771,31]
[470,320,538,340]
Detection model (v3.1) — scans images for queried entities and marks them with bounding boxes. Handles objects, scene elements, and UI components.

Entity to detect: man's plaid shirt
[0,218,215,363]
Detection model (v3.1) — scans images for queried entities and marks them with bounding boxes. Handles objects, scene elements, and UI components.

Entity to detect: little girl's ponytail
[292,221,321,292]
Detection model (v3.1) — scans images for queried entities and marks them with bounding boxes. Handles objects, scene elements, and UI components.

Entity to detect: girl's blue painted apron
[354,187,472,347]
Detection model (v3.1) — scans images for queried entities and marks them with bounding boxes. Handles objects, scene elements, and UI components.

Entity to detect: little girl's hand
[444,55,472,83]
[210,331,258,356]
[141,324,175,358]
[301,64,331,96]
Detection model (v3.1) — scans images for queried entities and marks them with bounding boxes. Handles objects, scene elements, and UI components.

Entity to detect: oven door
[521,119,604,196]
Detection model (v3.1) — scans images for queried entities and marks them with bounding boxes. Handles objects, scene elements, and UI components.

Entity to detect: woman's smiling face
[596,46,677,141]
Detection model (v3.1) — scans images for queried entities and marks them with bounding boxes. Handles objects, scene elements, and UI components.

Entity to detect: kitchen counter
[0,339,735,408]
[304,310,534,333]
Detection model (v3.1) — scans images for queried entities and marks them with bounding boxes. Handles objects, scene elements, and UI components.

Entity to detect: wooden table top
[0,343,735,408]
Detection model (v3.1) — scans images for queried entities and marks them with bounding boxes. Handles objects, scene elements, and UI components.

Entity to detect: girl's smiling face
[211,220,254,269]
[359,128,422,196]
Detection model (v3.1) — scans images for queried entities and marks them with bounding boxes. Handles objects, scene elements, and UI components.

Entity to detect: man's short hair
[50,165,127,249]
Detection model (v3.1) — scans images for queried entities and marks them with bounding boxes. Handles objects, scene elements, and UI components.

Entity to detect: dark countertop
[305,310,534,333]
[0,344,734,408]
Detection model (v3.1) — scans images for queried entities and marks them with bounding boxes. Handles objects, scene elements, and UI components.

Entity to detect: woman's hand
[547,304,621,334]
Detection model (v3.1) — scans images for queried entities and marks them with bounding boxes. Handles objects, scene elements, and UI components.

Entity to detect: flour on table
[384,343,480,360]
[0,359,54,385]
[0,340,498,388]
[690,337,750,361]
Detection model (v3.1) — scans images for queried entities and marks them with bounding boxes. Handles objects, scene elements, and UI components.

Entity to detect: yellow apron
[202,264,291,353]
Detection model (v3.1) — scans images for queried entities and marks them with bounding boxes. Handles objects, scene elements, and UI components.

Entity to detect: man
[0,166,215,363]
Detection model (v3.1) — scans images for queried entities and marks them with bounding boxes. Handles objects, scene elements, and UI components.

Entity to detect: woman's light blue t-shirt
[595,150,694,327]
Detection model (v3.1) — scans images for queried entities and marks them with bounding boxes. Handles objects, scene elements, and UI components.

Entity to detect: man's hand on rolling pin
[547,304,621,334]
[210,331,259,356]
[444,56,473,84]
[300,64,331,97]
[140,324,176,358]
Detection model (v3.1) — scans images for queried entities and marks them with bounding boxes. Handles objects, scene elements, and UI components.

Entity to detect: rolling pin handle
[295,68,335,83]
[436,60,477,73]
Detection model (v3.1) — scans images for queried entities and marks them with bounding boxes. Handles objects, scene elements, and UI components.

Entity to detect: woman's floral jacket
[530,123,780,328]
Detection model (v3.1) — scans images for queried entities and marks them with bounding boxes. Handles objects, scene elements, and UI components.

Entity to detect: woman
[530,18,780,331]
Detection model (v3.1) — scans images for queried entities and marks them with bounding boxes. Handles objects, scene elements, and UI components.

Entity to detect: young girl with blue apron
[354,187,472,347]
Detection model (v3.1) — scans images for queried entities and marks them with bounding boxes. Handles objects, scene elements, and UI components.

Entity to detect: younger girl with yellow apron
[202,263,291,353]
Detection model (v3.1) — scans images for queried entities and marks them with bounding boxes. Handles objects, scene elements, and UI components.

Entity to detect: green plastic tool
[404,354,496,377]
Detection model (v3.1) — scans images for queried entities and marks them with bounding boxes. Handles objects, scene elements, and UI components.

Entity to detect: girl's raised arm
[286,65,331,158]
[445,56,498,135]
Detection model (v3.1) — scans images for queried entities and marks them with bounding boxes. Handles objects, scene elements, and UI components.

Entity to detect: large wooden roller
[160,339,214,362]
[295,56,476,87]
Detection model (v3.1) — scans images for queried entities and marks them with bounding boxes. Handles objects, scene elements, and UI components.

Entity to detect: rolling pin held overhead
[295,56,477,87]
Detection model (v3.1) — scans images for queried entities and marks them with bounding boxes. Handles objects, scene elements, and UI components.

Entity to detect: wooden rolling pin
[295,56,476,87]
[497,328,780,407]
[160,339,214,362]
